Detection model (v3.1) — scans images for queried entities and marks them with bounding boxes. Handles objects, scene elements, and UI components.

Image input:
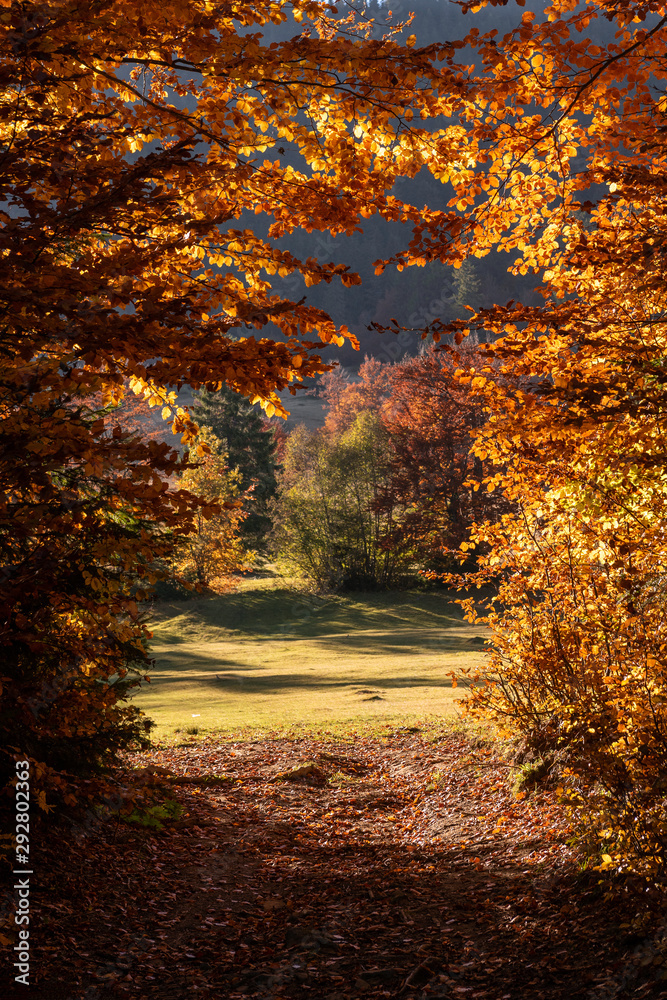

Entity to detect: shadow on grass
[201,672,459,692]
[144,649,459,693]
[152,631,486,665]
[150,588,472,644]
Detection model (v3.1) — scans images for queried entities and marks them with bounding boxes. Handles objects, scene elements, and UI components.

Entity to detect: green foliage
[125,798,184,830]
[512,758,551,796]
[274,411,414,590]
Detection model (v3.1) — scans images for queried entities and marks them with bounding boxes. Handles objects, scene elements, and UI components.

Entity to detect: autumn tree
[375,0,667,880]
[274,409,412,590]
[0,391,204,786]
[274,350,503,588]
[378,346,506,572]
[0,0,466,815]
[175,428,251,591]
[8,0,665,885]
[104,385,183,447]
[319,356,393,436]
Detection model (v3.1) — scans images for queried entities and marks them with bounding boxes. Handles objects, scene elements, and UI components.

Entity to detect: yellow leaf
[36,790,53,813]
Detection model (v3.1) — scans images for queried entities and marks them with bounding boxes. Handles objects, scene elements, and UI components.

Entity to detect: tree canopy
[5,0,667,881]
[403,0,667,881]
[0,0,461,811]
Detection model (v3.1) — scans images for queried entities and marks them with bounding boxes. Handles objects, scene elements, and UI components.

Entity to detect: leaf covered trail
[35,732,665,999]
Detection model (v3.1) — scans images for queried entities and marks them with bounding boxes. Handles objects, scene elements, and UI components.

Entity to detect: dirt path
[28,731,667,999]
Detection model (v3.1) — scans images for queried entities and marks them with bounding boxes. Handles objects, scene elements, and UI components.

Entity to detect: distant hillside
[245,0,561,369]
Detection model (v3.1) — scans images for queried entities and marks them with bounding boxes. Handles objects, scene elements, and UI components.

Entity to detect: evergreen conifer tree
[451,259,483,317]
[192,387,280,548]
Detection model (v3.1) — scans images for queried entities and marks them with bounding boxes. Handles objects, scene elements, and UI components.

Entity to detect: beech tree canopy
[4,0,667,879]
[0,0,466,809]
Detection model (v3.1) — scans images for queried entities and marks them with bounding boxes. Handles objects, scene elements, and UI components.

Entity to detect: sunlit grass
[134,581,489,741]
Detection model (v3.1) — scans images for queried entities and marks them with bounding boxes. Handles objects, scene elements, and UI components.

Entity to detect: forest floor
[26,726,667,1000]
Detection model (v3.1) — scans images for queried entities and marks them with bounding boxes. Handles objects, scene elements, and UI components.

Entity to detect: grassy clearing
[135,580,489,740]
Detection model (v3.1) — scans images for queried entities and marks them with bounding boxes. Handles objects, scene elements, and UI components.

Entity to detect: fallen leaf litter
[30,730,667,999]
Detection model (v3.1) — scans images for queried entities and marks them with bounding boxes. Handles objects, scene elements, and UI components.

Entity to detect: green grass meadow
[134,581,489,740]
